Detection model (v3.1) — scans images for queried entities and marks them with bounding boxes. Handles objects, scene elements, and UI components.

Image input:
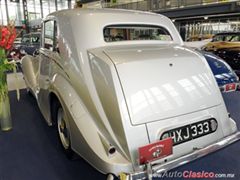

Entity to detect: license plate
[160,119,218,145]
[138,138,173,164]
[225,83,236,92]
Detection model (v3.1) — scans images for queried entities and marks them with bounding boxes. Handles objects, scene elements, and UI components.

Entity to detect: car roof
[214,32,240,36]
[44,8,183,49]
[23,32,41,36]
[48,8,164,19]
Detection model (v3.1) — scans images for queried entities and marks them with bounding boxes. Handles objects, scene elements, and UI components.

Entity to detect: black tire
[26,87,34,98]
[52,100,74,159]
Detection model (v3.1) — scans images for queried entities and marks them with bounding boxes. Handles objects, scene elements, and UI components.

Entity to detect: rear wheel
[57,107,70,150]
[53,100,73,158]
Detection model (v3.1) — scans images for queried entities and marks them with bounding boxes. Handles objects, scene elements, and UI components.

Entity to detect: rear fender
[49,74,132,174]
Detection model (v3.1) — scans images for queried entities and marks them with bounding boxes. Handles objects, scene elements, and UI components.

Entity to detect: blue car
[202,51,239,92]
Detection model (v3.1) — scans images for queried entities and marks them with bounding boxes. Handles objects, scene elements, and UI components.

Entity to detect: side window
[44,21,54,50]
[212,35,223,42]
[230,35,240,42]
[54,23,59,52]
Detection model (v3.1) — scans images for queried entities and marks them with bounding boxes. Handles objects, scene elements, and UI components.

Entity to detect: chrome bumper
[126,131,240,180]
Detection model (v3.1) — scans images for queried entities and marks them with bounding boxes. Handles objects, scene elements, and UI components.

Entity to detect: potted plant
[0,21,19,131]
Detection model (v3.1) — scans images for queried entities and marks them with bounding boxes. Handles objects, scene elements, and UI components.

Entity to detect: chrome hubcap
[57,107,70,149]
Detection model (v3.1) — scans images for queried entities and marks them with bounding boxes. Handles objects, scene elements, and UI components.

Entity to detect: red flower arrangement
[0,21,19,102]
[0,28,16,50]
[0,21,19,131]
[0,22,17,50]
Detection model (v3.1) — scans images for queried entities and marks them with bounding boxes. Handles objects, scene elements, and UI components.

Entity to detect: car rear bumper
[125,131,240,180]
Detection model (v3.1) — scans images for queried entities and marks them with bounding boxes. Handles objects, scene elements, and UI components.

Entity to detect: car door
[38,20,57,123]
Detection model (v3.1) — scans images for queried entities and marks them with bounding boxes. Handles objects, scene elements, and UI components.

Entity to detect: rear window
[104,25,172,42]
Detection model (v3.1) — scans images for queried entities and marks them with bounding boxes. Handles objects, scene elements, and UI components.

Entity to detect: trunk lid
[104,45,221,125]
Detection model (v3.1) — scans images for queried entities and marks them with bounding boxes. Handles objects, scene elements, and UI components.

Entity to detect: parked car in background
[202,32,240,51]
[8,32,41,62]
[202,51,239,92]
[20,32,41,55]
[21,8,240,179]
[214,47,240,77]
[202,32,240,77]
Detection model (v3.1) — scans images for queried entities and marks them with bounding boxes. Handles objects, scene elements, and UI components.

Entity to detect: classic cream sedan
[21,8,240,179]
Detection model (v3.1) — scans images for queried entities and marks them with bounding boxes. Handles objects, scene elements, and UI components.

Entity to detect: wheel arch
[48,74,132,175]
[49,91,60,125]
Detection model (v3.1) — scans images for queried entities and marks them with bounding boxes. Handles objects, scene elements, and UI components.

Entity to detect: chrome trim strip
[128,131,240,180]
